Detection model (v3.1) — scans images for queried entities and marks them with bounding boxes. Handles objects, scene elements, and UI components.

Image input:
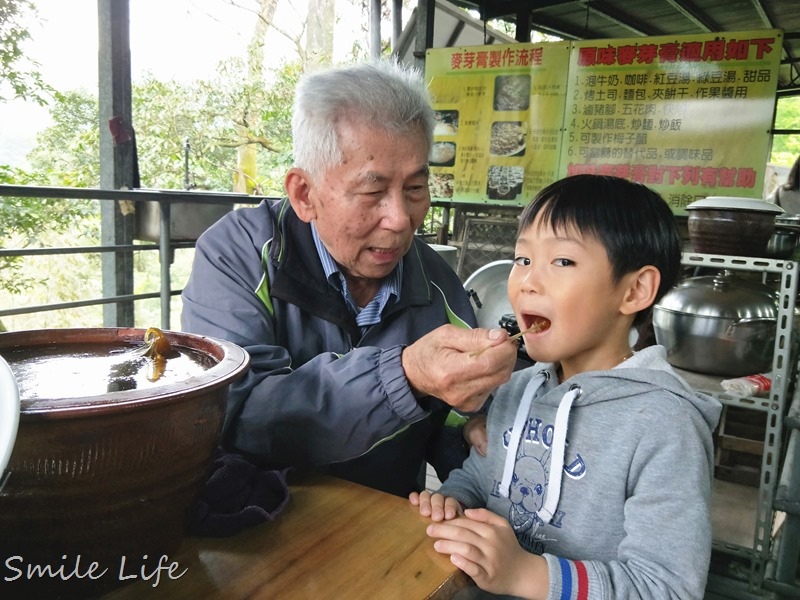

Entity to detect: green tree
[0,2,89,330]
[0,163,100,330]
[20,60,299,195]
[1,92,100,319]
[771,96,800,165]
[133,60,298,193]
[0,0,51,104]
[26,90,101,186]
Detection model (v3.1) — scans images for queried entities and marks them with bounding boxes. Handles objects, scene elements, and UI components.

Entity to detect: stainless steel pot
[652,271,777,376]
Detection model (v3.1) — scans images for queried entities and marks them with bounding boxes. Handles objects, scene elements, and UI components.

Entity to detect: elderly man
[181,59,517,496]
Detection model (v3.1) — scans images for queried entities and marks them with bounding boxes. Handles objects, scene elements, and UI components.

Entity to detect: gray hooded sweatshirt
[438,345,722,600]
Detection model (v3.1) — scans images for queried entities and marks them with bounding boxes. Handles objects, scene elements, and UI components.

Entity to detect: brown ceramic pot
[686,197,784,257]
[0,328,249,598]
[687,208,776,256]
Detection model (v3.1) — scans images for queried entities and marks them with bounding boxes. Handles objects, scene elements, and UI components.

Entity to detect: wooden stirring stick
[469,322,543,358]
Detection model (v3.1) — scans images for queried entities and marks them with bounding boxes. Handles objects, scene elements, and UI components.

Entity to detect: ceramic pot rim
[0,327,249,417]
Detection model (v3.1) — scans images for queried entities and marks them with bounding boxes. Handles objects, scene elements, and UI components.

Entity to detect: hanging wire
[481,0,487,44]
[584,0,591,37]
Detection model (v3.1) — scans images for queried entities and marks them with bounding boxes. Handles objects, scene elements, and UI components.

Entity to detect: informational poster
[425,42,571,204]
[425,29,783,213]
[564,30,783,213]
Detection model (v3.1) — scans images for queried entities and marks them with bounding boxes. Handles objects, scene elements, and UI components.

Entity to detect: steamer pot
[652,272,777,376]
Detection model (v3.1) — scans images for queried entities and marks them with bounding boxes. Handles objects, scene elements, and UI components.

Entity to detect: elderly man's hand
[401,325,517,413]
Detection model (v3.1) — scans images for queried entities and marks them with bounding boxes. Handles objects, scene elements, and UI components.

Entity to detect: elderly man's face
[289,121,431,284]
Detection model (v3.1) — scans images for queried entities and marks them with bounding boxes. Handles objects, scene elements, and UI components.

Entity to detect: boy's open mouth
[469,315,550,358]
[521,315,551,334]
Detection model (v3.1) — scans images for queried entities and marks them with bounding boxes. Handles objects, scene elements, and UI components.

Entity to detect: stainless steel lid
[656,273,777,320]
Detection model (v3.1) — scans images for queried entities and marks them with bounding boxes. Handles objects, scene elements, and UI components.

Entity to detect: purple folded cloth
[189,448,291,537]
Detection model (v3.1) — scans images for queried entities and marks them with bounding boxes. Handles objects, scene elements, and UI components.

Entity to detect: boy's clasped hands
[408,490,547,599]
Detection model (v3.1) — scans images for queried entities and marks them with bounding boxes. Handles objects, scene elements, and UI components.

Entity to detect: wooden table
[102,472,471,599]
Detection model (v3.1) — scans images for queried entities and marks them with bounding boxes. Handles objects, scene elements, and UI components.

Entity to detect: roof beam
[478,0,662,39]
[662,0,719,32]
[445,19,467,46]
[481,0,573,21]
[578,0,663,36]
[747,0,775,28]
[745,0,800,85]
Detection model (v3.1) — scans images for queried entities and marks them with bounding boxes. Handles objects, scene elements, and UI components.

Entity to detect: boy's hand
[463,414,488,456]
[409,490,463,521]
[426,508,548,599]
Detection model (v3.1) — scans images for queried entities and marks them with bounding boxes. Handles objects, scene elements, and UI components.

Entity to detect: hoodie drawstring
[499,371,547,498]
[499,373,582,529]
[537,385,581,524]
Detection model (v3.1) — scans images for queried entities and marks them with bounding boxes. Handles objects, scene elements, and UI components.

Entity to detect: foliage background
[771,98,800,164]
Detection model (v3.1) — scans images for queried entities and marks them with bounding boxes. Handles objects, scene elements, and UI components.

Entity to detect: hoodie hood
[498,345,721,531]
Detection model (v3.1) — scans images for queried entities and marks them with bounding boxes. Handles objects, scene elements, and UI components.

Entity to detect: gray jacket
[439,346,722,599]
[181,198,477,495]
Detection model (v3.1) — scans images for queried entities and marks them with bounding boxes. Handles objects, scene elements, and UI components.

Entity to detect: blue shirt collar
[310,221,402,328]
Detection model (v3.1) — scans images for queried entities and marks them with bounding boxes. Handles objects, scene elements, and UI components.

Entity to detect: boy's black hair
[518,174,682,327]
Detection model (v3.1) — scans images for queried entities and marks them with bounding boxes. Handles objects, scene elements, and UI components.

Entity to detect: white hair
[291,59,435,181]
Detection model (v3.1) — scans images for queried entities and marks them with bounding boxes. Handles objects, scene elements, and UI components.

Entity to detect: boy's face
[507,214,640,380]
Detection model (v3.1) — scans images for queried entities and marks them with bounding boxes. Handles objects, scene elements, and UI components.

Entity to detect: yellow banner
[426,42,571,205]
[425,30,783,213]
[564,30,782,213]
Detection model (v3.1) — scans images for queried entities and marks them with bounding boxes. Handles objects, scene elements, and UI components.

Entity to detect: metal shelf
[683,252,800,595]
[674,368,774,413]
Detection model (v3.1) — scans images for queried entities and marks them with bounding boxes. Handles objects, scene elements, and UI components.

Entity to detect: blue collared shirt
[311,221,402,332]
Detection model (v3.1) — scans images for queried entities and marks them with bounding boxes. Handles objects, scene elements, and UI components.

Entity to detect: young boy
[410,174,722,599]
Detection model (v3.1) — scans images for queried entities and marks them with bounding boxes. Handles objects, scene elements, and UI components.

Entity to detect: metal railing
[0,184,267,330]
[0,185,515,333]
